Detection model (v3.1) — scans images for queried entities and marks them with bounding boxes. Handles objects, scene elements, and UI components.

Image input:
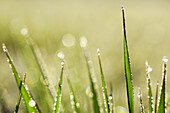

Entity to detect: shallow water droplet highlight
[163,56,168,63]
[80,36,87,47]
[29,100,36,107]
[62,34,76,47]
[85,86,93,98]
[57,52,65,59]
[21,27,28,36]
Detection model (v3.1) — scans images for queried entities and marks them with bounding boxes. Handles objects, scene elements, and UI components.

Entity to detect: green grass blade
[67,78,80,113]
[14,73,27,113]
[83,48,100,113]
[121,6,134,113]
[138,88,145,113]
[145,62,154,113]
[158,57,168,113]
[155,81,159,113]
[97,49,110,113]
[54,61,64,113]
[21,30,55,99]
[2,43,40,113]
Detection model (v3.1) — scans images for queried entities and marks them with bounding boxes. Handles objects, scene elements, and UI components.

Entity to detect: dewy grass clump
[1,6,169,113]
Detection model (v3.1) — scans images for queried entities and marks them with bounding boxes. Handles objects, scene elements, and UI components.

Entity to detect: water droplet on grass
[145,61,152,73]
[85,86,93,98]
[57,52,65,59]
[97,48,100,56]
[80,36,87,47]
[163,56,168,63]
[137,92,142,98]
[62,34,76,47]
[29,100,36,107]
[70,94,73,100]
[21,27,28,36]
[108,96,112,100]
[76,103,80,108]
[2,43,7,52]
[147,66,152,73]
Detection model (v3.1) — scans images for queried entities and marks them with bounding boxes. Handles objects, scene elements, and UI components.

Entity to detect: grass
[54,61,64,113]
[121,5,134,113]
[14,73,26,113]
[1,6,169,113]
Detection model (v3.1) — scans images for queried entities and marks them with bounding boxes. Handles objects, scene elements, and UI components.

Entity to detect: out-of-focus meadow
[0,0,170,113]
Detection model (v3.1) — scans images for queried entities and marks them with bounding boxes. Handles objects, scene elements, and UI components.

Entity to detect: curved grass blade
[21,29,55,99]
[2,43,40,113]
[145,62,154,113]
[54,61,64,113]
[67,78,80,113]
[138,88,145,113]
[121,6,134,113]
[97,49,110,113]
[155,82,159,113]
[158,57,168,113]
[82,47,100,113]
[14,73,27,113]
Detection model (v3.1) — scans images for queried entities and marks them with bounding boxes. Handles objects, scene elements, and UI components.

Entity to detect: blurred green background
[0,0,170,113]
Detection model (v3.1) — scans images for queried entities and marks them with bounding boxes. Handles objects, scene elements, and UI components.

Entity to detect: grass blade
[21,28,55,99]
[14,73,27,113]
[97,49,110,113]
[54,61,64,113]
[67,78,80,113]
[82,47,100,113]
[155,81,159,113]
[138,88,145,113]
[109,83,114,113]
[2,43,40,113]
[121,6,134,113]
[145,62,154,113]
[158,57,168,113]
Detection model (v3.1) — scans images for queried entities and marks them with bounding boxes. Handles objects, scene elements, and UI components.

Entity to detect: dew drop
[2,43,7,52]
[88,92,93,98]
[71,100,74,105]
[21,27,28,36]
[108,96,112,100]
[70,94,73,100]
[62,34,76,47]
[7,59,9,62]
[85,86,93,98]
[25,85,29,91]
[61,61,64,68]
[29,100,36,107]
[146,62,152,73]
[80,36,87,47]
[76,103,80,108]
[137,93,142,98]
[97,48,100,53]
[121,5,125,11]
[57,52,65,59]
[145,61,148,66]
[163,56,168,63]
[147,66,152,73]
[97,48,100,56]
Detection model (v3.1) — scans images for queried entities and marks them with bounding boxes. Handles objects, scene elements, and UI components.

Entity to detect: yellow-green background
[0,0,170,113]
